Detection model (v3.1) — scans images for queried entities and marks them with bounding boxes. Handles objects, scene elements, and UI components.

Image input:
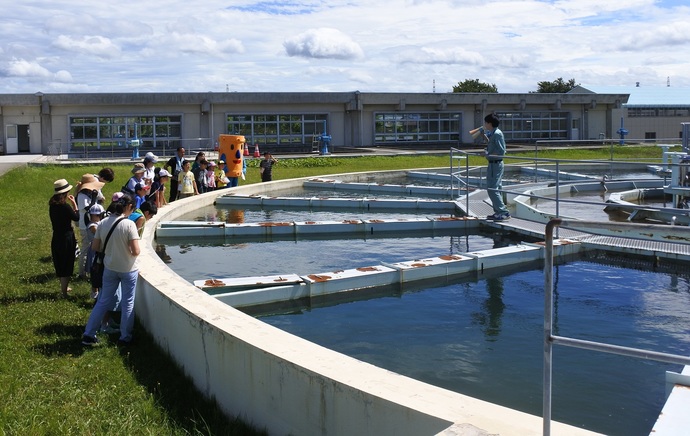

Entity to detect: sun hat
[53,179,73,195]
[144,151,159,163]
[76,173,105,192]
[111,191,124,202]
[158,169,171,178]
[131,163,146,174]
[89,204,105,215]
[208,161,217,167]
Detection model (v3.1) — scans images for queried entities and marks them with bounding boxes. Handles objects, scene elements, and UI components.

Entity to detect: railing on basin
[449,147,689,230]
[543,219,690,436]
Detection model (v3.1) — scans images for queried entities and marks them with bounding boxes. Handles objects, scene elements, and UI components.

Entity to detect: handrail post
[543,218,561,436]
[466,151,470,216]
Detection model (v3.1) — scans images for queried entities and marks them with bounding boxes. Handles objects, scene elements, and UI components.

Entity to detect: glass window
[374,112,461,144]
[495,111,569,142]
[69,114,182,152]
[226,113,329,147]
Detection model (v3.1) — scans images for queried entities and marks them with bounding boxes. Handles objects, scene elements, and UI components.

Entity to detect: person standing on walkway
[81,193,140,347]
[482,113,510,221]
[49,179,79,297]
[164,147,186,203]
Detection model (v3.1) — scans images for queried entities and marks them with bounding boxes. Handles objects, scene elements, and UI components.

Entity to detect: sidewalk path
[0,154,44,177]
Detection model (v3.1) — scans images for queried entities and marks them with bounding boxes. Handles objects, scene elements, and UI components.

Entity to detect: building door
[571,118,580,141]
[5,124,18,154]
[18,125,30,152]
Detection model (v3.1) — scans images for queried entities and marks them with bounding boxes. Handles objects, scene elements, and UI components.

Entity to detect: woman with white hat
[49,179,79,297]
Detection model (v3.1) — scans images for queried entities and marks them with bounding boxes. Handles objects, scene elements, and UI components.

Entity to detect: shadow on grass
[117,323,268,435]
[32,323,91,357]
[31,317,264,434]
[20,272,56,285]
[0,291,74,305]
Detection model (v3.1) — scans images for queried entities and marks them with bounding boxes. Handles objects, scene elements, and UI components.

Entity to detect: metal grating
[577,234,690,256]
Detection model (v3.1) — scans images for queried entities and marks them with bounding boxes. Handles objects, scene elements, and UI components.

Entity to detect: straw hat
[53,179,73,195]
[131,163,145,174]
[76,173,105,192]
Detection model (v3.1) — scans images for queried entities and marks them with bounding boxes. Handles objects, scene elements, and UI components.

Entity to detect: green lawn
[0,145,669,434]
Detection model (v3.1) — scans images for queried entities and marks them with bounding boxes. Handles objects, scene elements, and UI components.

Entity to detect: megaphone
[469,127,483,139]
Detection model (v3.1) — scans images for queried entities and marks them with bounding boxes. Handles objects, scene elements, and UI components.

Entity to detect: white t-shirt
[94,214,140,273]
[143,167,156,185]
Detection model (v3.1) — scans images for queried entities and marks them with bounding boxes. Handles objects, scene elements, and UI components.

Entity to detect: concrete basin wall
[135,172,598,435]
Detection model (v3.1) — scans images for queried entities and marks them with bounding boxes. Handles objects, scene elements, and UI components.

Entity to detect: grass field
[0,145,669,434]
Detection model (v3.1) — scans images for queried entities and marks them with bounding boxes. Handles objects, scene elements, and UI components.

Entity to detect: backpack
[81,189,99,226]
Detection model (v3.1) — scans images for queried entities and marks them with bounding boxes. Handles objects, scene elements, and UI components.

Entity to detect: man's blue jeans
[487,161,508,214]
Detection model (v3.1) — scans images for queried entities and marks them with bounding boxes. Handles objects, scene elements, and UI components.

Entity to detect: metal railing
[449,147,689,224]
[68,137,213,160]
[543,219,690,435]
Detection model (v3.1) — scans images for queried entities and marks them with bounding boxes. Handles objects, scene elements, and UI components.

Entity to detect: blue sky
[1,0,689,94]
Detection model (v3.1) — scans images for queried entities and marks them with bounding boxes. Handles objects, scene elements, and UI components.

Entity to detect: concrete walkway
[0,154,44,177]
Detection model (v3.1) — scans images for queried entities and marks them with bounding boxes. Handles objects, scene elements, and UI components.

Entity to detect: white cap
[89,204,105,215]
[158,169,171,178]
[145,152,159,163]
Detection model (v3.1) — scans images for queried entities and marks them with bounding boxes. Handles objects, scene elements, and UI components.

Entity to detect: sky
[1,0,690,94]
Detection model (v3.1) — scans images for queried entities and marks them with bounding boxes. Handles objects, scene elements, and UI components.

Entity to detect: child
[133,183,149,209]
[86,203,105,300]
[206,161,217,191]
[149,169,170,208]
[193,159,209,194]
[260,151,277,182]
[123,163,146,194]
[215,160,229,189]
[177,160,198,199]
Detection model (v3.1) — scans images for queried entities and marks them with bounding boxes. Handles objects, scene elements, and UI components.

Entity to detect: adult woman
[49,179,79,297]
[81,193,140,346]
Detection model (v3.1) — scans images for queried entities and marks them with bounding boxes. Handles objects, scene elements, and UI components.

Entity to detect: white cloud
[52,35,121,58]
[1,58,72,83]
[284,28,364,60]
[0,0,688,93]
[152,32,244,57]
[616,21,690,51]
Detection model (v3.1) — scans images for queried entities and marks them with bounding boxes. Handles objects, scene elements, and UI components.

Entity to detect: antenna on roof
[667,76,670,87]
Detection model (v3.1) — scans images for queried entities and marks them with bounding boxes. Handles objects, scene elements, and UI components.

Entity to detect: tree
[534,77,579,93]
[452,79,498,93]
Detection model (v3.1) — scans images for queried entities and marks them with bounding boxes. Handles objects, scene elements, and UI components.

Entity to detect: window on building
[227,113,328,146]
[374,112,460,144]
[496,111,569,142]
[644,132,657,140]
[69,114,182,152]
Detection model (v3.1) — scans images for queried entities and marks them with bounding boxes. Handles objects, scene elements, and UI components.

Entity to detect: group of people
[49,161,159,347]
[163,146,278,201]
[48,146,280,347]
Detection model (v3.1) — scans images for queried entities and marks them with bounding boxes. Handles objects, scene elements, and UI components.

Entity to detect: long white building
[0,90,639,156]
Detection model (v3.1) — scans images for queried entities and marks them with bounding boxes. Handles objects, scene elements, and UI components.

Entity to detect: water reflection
[472,277,505,341]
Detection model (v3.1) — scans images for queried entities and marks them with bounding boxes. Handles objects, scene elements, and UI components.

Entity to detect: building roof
[573,85,690,107]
